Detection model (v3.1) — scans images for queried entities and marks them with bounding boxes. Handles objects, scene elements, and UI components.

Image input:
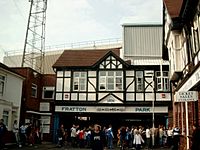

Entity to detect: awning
[26,111,52,116]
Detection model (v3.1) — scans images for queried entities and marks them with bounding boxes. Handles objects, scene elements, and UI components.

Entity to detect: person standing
[167,126,173,147]
[0,119,7,149]
[91,124,104,150]
[133,131,144,150]
[172,126,180,150]
[145,126,151,149]
[57,124,65,147]
[159,126,164,147]
[13,120,21,147]
[78,128,85,148]
[19,123,27,146]
[107,124,114,149]
[190,124,200,150]
[26,123,34,146]
[70,124,77,147]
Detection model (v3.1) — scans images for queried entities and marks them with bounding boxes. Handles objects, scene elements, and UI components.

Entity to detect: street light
[152,74,155,148]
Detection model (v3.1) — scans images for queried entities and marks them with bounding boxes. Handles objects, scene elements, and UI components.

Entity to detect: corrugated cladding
[123,25,163,57]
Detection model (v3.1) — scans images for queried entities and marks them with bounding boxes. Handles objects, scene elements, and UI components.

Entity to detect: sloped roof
[0,63,25,79]
[164,0,183,18]
[53,48,120,68]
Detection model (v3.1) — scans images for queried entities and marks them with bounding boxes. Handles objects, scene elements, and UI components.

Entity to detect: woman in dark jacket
[91,124,105,150]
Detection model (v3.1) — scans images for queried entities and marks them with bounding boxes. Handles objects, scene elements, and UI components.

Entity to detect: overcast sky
[0,0,162,62]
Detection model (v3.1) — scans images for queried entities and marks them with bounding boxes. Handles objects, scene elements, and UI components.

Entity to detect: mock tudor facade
[52,48,171,141]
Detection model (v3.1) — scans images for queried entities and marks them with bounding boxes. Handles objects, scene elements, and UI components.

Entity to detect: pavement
[6,142,172,150]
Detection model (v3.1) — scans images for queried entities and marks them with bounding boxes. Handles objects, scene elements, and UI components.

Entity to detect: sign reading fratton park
[55,106,168,113]
[175,91,198,102]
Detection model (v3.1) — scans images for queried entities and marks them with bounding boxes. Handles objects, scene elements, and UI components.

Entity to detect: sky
[0,0,163,62]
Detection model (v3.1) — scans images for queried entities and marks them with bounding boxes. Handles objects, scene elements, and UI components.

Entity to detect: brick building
[164,0,200,149]
[12,67,55,141]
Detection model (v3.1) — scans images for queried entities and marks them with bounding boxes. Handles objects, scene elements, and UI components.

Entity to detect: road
[7,142,172,150]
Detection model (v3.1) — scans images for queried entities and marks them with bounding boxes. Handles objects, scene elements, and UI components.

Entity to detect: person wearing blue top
[107,124,114,149]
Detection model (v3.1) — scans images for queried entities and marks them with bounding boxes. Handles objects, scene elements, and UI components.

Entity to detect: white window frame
[173,34,181,50]
[73,72,87,91]
[99,71,123,91]
[31,83,37,98]
[42,86,54,99]
[156,71,170,91]
[136,71,144,92]
[0,74,5,95]
[3,110,9,127]
[193,28,200,53]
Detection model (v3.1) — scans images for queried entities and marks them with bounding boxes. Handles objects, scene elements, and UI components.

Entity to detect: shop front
[53,105,169,141]
[174,66,200,150]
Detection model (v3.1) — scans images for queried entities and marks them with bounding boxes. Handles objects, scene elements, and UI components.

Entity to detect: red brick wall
[12,68,43,122]
[42,74,56,86]
[172,90,200,150]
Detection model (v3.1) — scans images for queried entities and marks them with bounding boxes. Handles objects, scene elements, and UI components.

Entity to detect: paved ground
[6,142,172,150]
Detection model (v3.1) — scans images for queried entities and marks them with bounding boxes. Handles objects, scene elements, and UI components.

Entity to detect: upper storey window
[73,72,87,91]
[0,74,5,95]
[136,71,144,92]
[99,71,123,91]
[156,71,170,91]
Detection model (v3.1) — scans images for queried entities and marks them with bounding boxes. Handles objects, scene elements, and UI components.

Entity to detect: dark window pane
[44,90,54,98]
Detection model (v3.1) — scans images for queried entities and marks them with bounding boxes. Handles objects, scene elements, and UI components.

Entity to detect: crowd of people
[1,118,200,150]
[18,122,41,147]
[0,119,41,149]
[56,123,200,150]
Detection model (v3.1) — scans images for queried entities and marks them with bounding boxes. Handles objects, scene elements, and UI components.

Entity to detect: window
[42,87,54,99]
[73,72,87,91]
[156,71,170,91]
[31,84,37,98]
[0,75,5,95]
[136,71,144,91]
[193,29,200,53]
[174,34,181,49]
[3,110,9,126]
[99,71,123,91]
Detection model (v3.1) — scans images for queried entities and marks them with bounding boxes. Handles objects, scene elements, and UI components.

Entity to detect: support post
[185,102,189,150]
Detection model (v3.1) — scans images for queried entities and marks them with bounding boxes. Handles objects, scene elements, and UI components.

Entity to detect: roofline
[11,67,41,75]
[0,63,25,80]
[122,24,163,27]
[52,48,122,68]
[62,47,122,51]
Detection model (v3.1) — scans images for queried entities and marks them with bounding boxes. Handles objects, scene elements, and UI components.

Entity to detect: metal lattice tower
[21,0,47,73]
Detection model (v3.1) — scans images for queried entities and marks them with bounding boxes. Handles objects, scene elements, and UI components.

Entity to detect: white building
[0,63,24,130]
[122,24,165,64]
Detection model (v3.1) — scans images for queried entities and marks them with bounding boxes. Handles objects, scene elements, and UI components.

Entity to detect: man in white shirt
[146,126,151,149]
[71,124,77,147]
[13,120,22,147]
[167,126,173,147]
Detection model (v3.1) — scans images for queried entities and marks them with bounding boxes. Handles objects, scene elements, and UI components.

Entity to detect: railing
[4,38,122,56]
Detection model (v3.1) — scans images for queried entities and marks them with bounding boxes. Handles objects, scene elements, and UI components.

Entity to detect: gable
[95,51,129,69]
[98,94,123,104]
